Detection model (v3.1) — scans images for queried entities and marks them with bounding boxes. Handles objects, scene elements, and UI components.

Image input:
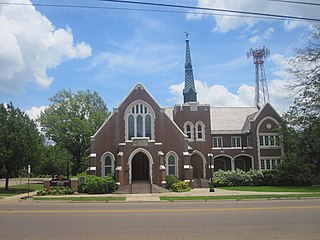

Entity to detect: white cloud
[249,27,274,44]
[169,80,255,107]
[25,106,47,120]
[169,77,293,114]
[0,0,91,93]
[190,0,316,32]
[90,38,179,77]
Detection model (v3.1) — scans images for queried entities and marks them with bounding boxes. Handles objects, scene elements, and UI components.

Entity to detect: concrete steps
[131,180,151,194]
[114,181,169,194]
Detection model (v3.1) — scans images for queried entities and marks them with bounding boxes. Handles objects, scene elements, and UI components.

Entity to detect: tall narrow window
[195,121,205,141]
[168,155,176,175]
[104,156,112,176]
[186,125,191,138]
[184,122,194,141]
[128,115,134,140]
[145,115,151,138]
[136,115,143,137]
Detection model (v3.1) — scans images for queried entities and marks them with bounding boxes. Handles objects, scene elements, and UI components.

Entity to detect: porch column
[231,158,235,171]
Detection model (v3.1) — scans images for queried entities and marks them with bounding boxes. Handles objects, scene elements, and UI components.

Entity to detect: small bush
[165,175,179,190]
[172,181,191,192]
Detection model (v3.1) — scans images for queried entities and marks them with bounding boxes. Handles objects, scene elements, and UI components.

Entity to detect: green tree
[0,103,44,190]
[39,90,109,176]
[282,25,320,175]
[35,145,72,178]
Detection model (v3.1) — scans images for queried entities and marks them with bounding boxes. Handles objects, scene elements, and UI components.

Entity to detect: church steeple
[183,32,197,103]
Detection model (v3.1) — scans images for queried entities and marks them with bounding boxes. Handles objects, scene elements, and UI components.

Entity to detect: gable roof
[210,107,258,134]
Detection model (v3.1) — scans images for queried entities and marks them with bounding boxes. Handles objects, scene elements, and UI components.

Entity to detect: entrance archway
[132,152,149,181]
[190,153,204,178]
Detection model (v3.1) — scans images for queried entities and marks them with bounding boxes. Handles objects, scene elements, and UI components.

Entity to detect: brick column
[116,152,124,186]
[183,152,194,188]
[158,151,166,187]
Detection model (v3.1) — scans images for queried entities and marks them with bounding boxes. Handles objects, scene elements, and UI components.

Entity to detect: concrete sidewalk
[0,188,312,203]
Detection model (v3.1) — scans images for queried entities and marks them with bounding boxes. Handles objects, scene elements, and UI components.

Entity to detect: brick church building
[89,35,283,189]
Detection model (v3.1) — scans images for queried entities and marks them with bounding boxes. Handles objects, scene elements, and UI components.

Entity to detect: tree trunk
[5,176,9,191]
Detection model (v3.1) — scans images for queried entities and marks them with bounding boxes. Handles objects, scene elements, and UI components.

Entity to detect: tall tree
[35,145,72,178]
[39,90,109,175]
[0,103,44,190]
[282,25,320,175]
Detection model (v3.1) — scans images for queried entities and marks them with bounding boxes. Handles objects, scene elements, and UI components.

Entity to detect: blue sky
[0,0,319,119]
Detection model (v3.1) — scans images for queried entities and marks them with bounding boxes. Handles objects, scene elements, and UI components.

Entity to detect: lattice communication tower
[247,46,270,109]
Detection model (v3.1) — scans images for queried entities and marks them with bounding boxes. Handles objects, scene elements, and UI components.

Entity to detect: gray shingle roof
[210,107,257,134]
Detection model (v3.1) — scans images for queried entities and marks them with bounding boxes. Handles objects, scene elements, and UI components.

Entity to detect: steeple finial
[183,33,197,103]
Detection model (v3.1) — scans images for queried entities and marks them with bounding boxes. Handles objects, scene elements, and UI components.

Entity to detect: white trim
[127,148,154,184]
[89,153,96,158]
[256,116,281,170]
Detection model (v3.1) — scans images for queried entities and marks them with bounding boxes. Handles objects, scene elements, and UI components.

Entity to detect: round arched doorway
[132,152,149,181]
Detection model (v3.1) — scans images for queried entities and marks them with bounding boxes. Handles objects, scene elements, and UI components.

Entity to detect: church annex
[89,35,283,188]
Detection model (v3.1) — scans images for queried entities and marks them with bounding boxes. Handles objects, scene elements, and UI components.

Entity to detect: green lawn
[0,184,43,196]
[219,185,320,192]
[160,193,320,201]
[33,196,126,202]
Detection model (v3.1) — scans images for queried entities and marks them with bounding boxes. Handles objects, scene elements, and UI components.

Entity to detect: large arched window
[100,152,115,177]
[183,121,194,141]
[195,121,205,141]
[125,101,155,140]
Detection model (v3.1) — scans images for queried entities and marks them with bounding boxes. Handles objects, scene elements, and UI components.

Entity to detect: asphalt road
[0,199,319,240]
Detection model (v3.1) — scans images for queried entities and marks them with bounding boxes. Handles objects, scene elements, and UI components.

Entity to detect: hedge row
[77,175,117,194]
[213,167,312,187]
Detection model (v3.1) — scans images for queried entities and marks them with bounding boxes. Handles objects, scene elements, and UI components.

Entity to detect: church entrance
[191,153,204,178]
[132,152,149,181]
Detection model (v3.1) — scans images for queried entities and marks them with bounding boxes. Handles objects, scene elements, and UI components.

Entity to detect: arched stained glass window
[145,115,151,138]
[128,115,134,140]
[125,101,155,140]
[137,115,143,137]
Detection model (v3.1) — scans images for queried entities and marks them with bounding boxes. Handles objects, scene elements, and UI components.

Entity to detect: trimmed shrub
[172,181,191,192]
[77,175,117,194]
[37,186,74,196]
[165,175,179,190]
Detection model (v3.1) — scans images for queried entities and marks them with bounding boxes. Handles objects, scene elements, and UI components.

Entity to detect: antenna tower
[247,46,270,109]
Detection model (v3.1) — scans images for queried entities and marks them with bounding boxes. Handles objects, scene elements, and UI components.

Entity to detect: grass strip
[0,184,43,196]
[33,196,126,202]
[160,193,320,201]
[219,185,320,192]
